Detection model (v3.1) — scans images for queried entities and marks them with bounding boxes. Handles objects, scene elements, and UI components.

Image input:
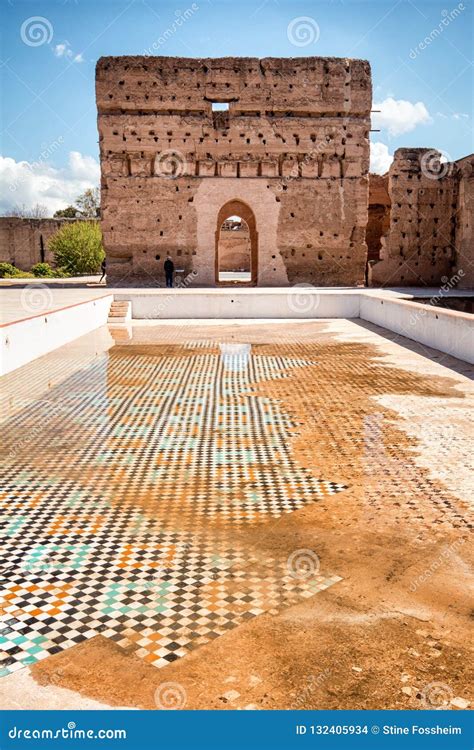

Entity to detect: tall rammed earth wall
[454,154,474,289]
[369,149,474,288]
[96,55,372,286]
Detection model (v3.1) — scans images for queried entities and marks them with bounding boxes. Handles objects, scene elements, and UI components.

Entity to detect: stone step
[107,300,132,325]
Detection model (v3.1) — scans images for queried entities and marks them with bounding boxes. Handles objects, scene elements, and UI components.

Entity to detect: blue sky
[1,0,472,214]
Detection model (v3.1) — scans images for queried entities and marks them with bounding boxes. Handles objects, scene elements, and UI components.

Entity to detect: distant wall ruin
[0,218,93,271]
[218,220,251,272]
[369,149,474,288]
[96,55,372,286]
[0,218,63,269]
[454,154,474,289]
[366,173,390,264]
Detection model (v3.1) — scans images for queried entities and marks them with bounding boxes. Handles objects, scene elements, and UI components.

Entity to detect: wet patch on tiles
[0,342,345,675]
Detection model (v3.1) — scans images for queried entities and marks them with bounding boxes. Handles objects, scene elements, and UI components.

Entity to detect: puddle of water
[0,336,344,675]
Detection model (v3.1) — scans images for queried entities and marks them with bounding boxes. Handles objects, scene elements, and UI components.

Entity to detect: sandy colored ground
[18,320,472,711]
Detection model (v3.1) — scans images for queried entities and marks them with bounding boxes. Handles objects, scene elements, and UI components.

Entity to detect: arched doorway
[215,200,258,285]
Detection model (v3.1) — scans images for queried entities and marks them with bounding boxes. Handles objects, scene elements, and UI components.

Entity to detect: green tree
[48,221,104,275]
[52,188,100,220]
[53,205,78,218]
[75,187,100,218]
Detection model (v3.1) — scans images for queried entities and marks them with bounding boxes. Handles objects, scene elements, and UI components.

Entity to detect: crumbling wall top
[96,55,371,115]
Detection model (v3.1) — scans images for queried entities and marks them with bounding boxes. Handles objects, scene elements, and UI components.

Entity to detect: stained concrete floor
[0,320,472,710]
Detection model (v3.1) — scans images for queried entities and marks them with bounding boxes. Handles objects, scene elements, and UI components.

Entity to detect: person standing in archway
[164,255,174,288]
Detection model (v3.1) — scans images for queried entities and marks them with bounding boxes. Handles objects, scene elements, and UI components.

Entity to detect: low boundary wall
[0,295,113,375]
[114,289,360,320]
[359,294,473,364]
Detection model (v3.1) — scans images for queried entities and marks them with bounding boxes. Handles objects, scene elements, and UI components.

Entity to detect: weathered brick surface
[0,218,65,270]
[454,154,474,288]
[369,149,474,287]
[218,222,251,272]
[96,55,372,286]
[366,173,390,264]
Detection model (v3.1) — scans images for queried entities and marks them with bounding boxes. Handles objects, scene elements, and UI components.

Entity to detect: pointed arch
[215,200,258,285]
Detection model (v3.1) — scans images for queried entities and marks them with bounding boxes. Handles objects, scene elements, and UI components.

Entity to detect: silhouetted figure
[99,258,106,283]
[164,255,174,288]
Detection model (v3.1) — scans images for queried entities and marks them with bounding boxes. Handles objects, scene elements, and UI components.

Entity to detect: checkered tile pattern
[0,343,345,675]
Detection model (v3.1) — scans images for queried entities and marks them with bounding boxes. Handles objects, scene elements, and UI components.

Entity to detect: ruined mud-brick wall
[0,218,67,270]
[96,56,371,286]
[454,154,474,288]
[366,173,390,262]
[369,149,474,287]
[218,224,251,271]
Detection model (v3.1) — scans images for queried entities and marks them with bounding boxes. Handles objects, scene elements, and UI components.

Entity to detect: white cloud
[53,41,84,63]
[0,151,100,216]
[54,43,68,58]
[67,151,100,181]
[370,142,393,174]
[373,97,432,136]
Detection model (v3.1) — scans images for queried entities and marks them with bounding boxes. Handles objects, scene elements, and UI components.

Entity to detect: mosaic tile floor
[0,338,345,675]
